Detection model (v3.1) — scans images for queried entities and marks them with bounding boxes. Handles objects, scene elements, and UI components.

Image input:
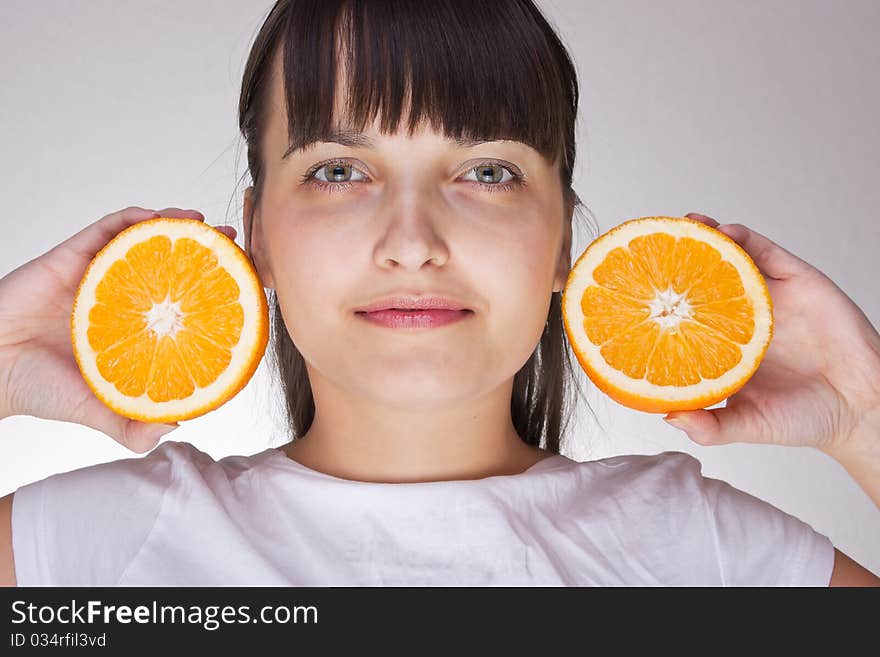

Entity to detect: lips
[354,295,471,313]
[356,308,473,329]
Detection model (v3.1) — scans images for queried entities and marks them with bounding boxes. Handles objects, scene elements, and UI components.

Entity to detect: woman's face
[245,52,572,411]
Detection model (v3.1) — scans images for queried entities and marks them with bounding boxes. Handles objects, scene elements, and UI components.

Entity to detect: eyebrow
[281,129,507,160]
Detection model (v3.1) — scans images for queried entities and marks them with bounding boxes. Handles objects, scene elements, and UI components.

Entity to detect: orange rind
[71,218,269,423]
[562,216,773,413]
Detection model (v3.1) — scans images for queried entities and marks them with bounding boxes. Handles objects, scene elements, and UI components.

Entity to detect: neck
[279,376,551,484]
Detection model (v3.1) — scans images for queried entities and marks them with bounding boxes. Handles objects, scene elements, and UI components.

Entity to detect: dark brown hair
[236,0,599,454]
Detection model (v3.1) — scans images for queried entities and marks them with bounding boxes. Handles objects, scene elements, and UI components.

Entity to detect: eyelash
[299,159,527,194]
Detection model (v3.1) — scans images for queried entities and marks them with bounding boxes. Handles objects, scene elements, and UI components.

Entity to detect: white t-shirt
[11,440,834,586]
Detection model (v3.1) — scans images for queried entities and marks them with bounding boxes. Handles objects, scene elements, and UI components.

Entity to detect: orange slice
[71,218,269,423]
[562,216,773,413]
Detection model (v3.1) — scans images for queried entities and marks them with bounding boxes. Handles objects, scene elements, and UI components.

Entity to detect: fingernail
[664,417,689,431]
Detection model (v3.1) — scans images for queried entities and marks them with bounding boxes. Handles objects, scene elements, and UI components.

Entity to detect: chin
[361,375,481,407]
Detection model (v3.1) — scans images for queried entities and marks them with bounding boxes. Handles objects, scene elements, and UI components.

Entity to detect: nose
[372,182,451,271]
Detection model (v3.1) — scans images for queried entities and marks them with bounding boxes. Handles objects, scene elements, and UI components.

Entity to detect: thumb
[663,405,762,447]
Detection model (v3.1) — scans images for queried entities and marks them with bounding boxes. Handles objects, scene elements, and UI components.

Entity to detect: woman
[0,0,877,585]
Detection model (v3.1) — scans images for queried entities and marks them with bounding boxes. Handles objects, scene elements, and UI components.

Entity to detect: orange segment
[592,247,657,300]
[690,296,755,344]
[626,232,677,291]
[173,327,234,389]
[168,237,220,305]
[581,286,652,344]
[87,302,149,351]
[599,319,661,379]
[686,259,745,304]
[94,328,156,398]
[183,303,244,350]
[147,335,196,403]
[669,237,723,296]
[94,258,153,313]
[179,262,241,313]
[562,216,773,413]
[677,321,743,379]
[71,217,269,423]
[126,235,173,304]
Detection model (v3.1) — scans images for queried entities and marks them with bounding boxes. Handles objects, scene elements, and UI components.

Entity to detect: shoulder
[18,440,215,500]
[9,440,221,586]
[17,440,190,499]
[536,450,707,504]
[578,450,706,492]
[591,450,834,586]
[547,450,712,533]
[589,450,701,472]
[590,450,699,467]
[571,450,833,585]
[43,439,271,495]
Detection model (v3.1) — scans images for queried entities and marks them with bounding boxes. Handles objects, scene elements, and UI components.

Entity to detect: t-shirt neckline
[258,447,572,485]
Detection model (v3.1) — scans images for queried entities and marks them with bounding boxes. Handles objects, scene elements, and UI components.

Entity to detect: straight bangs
[276,0,578,184]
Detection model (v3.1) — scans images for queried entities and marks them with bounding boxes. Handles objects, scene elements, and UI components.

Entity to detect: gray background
[1,0,878,575]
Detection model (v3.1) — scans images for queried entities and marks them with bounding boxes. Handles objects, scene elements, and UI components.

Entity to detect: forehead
[265,47,441,153]
[261,41,561,172]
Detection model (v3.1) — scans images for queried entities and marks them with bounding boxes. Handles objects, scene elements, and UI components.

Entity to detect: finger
[712,222,813,281]
[154,208,205,221]
[63,207,210,262]
[213,225,237,240]
[63,206,161,260]
[72,392,180,453]
[685,212,720,229]
[119,418,180,454]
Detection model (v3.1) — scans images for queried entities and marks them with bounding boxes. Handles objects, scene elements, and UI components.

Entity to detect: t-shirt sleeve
[674,453,835,587]
[11,440,181,586]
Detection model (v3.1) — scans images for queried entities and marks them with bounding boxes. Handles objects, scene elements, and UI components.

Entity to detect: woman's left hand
[662,212,880,460]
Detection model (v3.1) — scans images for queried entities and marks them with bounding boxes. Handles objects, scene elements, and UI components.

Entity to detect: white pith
[71,220,267,418]
[144,298,186,337]
[647,287,694,328]
[562,218,772,402]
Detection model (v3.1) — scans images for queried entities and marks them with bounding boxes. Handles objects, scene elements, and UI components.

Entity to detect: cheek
[458,208,559,354]
[263,221,351,345]
[262,190,350,288]
[460,200,560,296]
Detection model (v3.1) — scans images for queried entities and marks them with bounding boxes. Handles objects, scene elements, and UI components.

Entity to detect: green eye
[302,158,523,194]
[316,163,363,183]
[308,161,368,184]
[465,163,515,185]
[476,164,506,183]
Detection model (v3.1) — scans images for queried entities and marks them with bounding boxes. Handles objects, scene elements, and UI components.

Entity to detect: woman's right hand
[0,206,238,453]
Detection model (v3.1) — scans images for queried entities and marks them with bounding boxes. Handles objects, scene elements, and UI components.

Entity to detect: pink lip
[356,309,473,329]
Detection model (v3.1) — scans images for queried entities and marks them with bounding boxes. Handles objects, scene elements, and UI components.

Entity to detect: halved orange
[71,218,269,423]
[562,216,773,413]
